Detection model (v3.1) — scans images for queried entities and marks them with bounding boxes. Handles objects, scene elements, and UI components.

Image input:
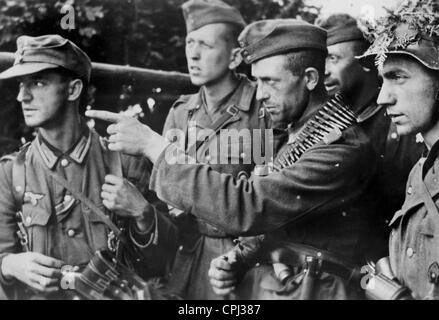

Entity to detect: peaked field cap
[317,13,366,46]
[238,19,327,64]
[0,34,92,81]
[182,0,246,33]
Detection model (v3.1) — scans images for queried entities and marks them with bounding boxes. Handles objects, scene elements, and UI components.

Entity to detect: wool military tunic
[389,141,439,299]
[0,128,176,299]
[159,74,271,300]
[151,99,379,300]
[355,99,424,260]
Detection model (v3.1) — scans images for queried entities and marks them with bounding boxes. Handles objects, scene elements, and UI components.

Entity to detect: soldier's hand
[101,175,154,232]
[85,110,169,163]
[1,252,64,293]
[208,250,241,296]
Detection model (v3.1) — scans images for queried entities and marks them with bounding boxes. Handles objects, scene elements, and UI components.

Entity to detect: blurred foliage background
[0,0,320,155]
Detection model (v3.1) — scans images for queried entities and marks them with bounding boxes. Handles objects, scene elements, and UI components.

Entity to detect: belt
[265,242,361,283]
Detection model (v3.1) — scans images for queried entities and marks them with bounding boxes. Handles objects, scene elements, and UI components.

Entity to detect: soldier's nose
[17,84,32,103]
[377,82,395,108]
[324,68,330,77]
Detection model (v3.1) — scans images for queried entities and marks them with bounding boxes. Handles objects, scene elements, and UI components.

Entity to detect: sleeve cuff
[0,254,15,287]
[129,208,158,248]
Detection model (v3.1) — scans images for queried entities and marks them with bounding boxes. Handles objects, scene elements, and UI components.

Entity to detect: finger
[102,199,116,210]
[30,280,60,293]
[211,257,235,271]
[225,250,239,265]
[102,183,118,193]
[104,175,123,185]
[35,275,60,287]
[107,142,123,152]
[210,278,236,290]
[33,253,64,269]
[212,286,235,297]
[85,110,124,123]
[33,265,62,279]
[100,191,114,202]
[208,267,236,281]
[107,124,118,135]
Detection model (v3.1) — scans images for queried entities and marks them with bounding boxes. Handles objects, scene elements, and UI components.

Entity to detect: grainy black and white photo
[0,0,437,304]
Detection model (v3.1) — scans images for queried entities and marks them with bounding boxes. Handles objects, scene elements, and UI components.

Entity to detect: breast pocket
[22,203,51,254]
[418,215,439,268]
[82,204,111,253]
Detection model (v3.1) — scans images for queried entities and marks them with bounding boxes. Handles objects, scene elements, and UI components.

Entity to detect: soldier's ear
[304,67,319,91]
[229,48,243,70]
[67,79,84,102]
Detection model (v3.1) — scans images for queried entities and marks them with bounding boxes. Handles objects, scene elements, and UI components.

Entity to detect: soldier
[318,14,424,260]
[128,0,269,300]
[357,0,439,300]
[87,19,378,299]
[0,35,173,299]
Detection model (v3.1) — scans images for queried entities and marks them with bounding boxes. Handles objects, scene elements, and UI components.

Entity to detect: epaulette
[171,94,192,109]
[0,142,30,163]
[0,154,16,162]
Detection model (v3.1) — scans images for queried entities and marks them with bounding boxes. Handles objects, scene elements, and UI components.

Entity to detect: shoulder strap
[187,105,240,156]
[420,177,439,217]
[11,144,30,211]
[47,170,127,245]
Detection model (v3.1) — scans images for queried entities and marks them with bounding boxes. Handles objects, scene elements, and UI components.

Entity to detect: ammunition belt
[273,95,357,171]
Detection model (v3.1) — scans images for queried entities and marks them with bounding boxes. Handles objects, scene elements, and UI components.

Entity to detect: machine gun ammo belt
[273,95,357,171]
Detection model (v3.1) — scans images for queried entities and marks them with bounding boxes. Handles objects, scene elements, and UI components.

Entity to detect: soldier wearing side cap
[317,14,424,261]
[357,0,439,300]
[86,19,379,300]
[0,35,173,299]
[144,0,272,300]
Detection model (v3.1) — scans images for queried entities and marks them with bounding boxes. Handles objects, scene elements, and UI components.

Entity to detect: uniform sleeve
[162,107,177,137]
[150,129,376,236]
[122,155,179,278]
[0,160,21,287]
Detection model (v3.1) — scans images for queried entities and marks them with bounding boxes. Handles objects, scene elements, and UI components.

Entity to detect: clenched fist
[101,175,154,232]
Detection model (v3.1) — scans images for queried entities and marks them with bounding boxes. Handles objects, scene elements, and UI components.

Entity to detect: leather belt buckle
[226,105,239,117]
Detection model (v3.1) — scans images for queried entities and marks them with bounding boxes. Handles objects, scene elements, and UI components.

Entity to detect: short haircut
[284,49,326,81]
[55,67,89,112]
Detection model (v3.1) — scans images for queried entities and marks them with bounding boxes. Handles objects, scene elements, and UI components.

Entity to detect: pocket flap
[22,204,51,227]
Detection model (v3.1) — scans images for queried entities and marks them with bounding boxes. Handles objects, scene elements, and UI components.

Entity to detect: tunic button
[67,229,76,237]
[407,247,414,258]
[61,159,69,167]
[255,263,260,268]
[179,245,184,251]
[25,217,32,225]
[391,132,398,139]
[407,186,413,195]
[205,155,211,162]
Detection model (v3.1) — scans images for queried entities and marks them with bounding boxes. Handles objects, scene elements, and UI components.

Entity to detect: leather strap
[11,145,28,211]
[420,176,439,217]
[186,105,240,156]
[47,169,127,245]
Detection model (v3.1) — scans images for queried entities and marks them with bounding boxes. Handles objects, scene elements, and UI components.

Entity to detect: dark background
[0,0,320,155]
